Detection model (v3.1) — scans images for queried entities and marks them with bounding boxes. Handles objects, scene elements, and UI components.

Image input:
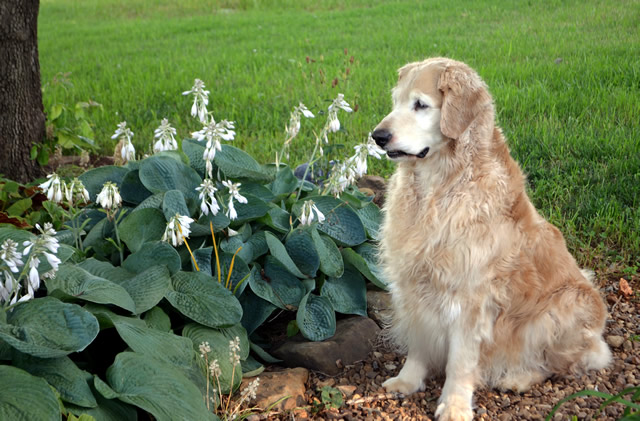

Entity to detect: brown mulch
[268,275,640,420]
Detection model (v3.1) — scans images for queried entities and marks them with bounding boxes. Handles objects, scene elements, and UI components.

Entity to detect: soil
[263,275,640,420]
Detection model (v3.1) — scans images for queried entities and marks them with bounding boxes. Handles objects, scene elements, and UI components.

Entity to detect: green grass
[38,0,640,270]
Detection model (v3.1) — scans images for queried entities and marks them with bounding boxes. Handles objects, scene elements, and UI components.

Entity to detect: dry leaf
[619,278,633,297]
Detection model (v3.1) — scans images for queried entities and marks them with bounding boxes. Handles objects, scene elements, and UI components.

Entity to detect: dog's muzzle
[371,129,430,159]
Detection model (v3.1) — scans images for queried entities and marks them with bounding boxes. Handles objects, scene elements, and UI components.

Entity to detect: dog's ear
[438,63,494,141]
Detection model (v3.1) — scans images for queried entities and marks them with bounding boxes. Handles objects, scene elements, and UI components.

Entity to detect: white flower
[112,122,135,162]
[27,256,40,291]
[299,200,325,226]
[192,118,236,178]
[325,94,352,134]
[0,272,15,303]
[285,102,314,140]
[195,179,220,216]
[329,93,353,113]
[222,180,247,221]
[183,79,210,123]
[199,341,211,357]
[39,173,64,203]
[229,336,241,366]
[325,161,357,197]
[96,182,122,210]
[327,112,341,133]
[64,178,90,206]
[162,214,194,247]
[0,239,23,273]
[153,118,178,153]
[240,377,260,402]
[209,359,221,378]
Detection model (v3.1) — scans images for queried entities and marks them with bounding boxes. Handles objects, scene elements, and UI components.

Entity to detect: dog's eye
[413,100,429,111]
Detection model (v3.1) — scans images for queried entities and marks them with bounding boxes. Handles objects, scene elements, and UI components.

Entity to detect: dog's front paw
[382,375,425,395]
[435,400,473,421]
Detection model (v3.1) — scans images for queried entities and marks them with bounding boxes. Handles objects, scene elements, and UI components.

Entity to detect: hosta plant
[0,82,386,420]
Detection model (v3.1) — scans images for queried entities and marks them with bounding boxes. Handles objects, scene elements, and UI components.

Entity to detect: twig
[346,392,402,406]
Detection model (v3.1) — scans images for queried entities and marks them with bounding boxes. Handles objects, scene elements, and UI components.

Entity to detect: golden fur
[372,57,611,421]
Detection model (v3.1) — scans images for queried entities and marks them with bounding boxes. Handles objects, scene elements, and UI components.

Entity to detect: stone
[272,316,381,375]
[241,367,308,412]
[357,175,387,207]
[337,385,357,398]
[366,289,392,327]
[606,335,625,348]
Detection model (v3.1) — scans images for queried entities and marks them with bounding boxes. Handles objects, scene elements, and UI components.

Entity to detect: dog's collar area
[387,146,430,159]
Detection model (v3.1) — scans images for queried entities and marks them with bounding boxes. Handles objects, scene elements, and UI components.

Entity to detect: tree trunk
[0,0,45,183]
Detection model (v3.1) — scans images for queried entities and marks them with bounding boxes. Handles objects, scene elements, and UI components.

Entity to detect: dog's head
[372,57,494,162]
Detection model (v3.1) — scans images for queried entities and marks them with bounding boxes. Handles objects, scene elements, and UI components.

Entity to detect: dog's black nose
[371,129,392,148]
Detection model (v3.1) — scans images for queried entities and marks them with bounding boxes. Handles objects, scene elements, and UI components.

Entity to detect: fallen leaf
[619,278,633,297]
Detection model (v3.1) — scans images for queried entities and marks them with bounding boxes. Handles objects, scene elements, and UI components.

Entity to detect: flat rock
[366,289,392,327]
[272,316,381,375]
[606,335,625,348]
[241,367,308,412]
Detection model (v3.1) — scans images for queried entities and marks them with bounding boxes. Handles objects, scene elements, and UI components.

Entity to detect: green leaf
[104,352,215,421]
[321,264,367,316]
[12,354,97,408]
[285,227,320,278]
[193,246,213,274]
[258,203,291,233]
[269,166,299,197]
[143,307,172,332]
[112,317,195,368]
[66,379,138,421]
[6,197,32,217]
[182,323,248,392]
[230,194,270,224]
[355,243,389,289]
[249,256,306,310]
[0,297,99,358]
[311,229,344,278]
[139,155,202,197]
[48,264,137,313]
[264,231,306,278]
[181,138,208,177]
[162,189,190,220]
[300,195,367,246]
[196,211,230,233]
[341,246,388,290]
[165,271,243,328]
[0,365,61,421]
[79,166,129,202]
[49,103,63,120]
[240,182,276,203]
[213,252,251,296]
[123,241,181,275]
[296,292,336,342]
[239,287,276,336]
[132,192,165,212]
[356,202,382,240]
[119,170,152,205]
[214,144,272,182]
[118,207,166,253]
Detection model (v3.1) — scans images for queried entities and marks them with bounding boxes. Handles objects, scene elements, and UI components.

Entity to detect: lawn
[38,0,640,271]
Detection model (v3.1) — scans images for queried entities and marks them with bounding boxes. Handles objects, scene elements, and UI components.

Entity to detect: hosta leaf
[355,242,389,289]
[299,195,366,246]
[13,354,97,408]
[239,287,276,335]
[162,189,190,221]
[296,292,336,342]
[165,271,243,328]
[259,203,291,233]
[123,241,181,275]
[356,201,382,240]
[119,170,152,205]
[132,192,165,212]
[79,166,129,202]
[66,378,138,421]
[311,229,344,278]
[118,207,166,253]
[181,138,208,176]
[214,144,271,182]
[48,264,137,313]
[249,256,306,310]
[341,246,388,290]
[321,264,367,316]
[0,297,99,358]
[117,265,172,314]
[264,231,306,278]
[104,352,215,421]
[239,182,276,203]
[112,317,194,368]
[139,155,202,197]
[182,323,248,392]
[285,227,320,278]
[230,194,270,224]
[193,246,213,274]
[0,365,60,421]
[269,166,299,197]
[213,252,251,296]
[143,306,172,332]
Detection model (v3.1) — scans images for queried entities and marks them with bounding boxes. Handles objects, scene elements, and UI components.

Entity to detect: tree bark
[0,0,45,183]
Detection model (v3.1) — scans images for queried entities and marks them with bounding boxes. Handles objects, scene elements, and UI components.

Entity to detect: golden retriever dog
[371,57,611,421]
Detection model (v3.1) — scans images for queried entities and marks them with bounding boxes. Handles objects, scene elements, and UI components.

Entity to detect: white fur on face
[377,90,445,161]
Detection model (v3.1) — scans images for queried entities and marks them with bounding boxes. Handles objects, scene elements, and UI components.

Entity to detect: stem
[113,216,124,265]
[295,130,325,200]
[211,222,222,284]
[225,246,243,290]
